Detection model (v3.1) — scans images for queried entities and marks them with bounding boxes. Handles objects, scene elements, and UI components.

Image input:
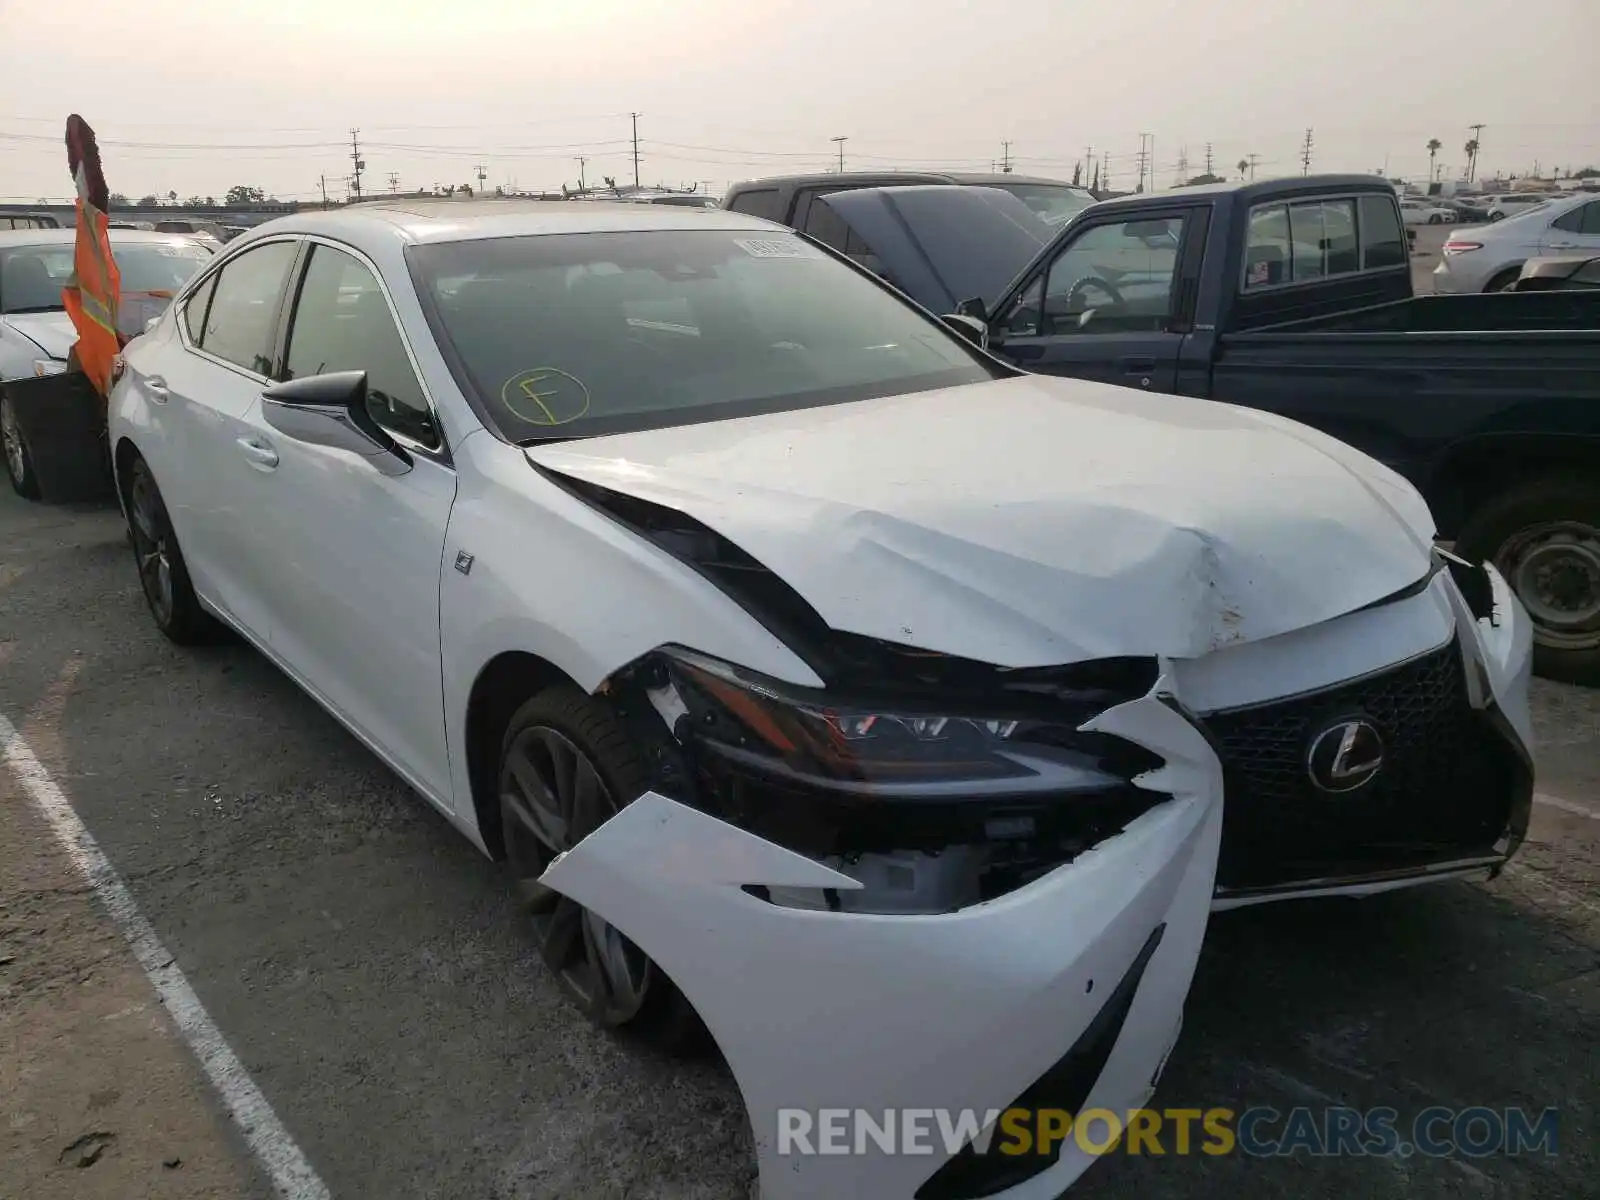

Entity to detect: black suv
[722,171,1096,238]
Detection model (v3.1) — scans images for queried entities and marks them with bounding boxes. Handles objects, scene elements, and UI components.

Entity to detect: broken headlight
[643,647,1168,911]
[658,647,1132,795]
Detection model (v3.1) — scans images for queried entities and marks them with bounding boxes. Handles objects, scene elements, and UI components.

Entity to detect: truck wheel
[498,685,706,1052]
[1456,476,1600,687]
[1,393,41,500]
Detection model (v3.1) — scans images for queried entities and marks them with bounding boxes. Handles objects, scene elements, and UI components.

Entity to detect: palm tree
[1427,138,1442,181]
[1464,138,1480,181]
[1237,158,1249,181]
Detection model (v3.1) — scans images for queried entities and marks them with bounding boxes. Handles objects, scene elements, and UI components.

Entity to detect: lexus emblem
[1306,718,1385,793]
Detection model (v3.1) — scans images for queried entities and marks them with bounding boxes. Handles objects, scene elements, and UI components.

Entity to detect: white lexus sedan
[108,201,1533,1200]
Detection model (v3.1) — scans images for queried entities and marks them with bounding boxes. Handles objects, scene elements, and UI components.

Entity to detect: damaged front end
[542,689,1223,1200]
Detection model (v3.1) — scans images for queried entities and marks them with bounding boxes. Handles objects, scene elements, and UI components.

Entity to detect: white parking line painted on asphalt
[0,712,331,1200]
[1534,792,1599,821]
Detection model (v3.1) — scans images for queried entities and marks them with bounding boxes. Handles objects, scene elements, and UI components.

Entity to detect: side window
[1288,199,1359,280]
[198,241,297,374]
[1583,203,1600,236]
[802,199,850,251]
[1243,204,1291,289]
[284,244,440,452]
[1359,196,1407,269]
[1041,216,1183,333]
[726,188,784,221]
[999,275,1044,336]
[1552,206,1584,233]
[183,273,218,344]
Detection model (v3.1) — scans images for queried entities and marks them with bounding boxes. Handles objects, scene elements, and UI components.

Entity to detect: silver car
[1432,192,1600,293]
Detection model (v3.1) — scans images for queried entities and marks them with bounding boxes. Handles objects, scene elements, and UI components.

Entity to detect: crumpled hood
[3,312,74,360]
[527,374,1438,667]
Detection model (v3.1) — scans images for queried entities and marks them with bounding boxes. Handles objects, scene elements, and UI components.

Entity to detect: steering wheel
[1065,275,1125,308]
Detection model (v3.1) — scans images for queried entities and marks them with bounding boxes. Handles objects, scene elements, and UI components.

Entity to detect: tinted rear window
[725,188,784,221]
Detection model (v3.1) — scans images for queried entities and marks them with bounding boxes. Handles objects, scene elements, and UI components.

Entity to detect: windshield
[0,239,212,313]
[409,229,999,442]
[990,183,1096,226]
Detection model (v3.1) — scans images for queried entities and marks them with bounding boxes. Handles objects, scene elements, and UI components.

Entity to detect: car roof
[240,198,783,245]
[725,170,1082,191]
[0,228,212,248]
[1118,174,1397,203]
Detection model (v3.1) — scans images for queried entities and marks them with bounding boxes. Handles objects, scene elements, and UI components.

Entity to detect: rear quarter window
[726,188,784,221]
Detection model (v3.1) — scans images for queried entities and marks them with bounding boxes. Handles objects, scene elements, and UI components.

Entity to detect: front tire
[1485,267,1521,293]
[497,685,704,1050]
[123,456,220,645]
[1,393,41,500]
[1456,476,1600,687]
[1429,214,1443,225]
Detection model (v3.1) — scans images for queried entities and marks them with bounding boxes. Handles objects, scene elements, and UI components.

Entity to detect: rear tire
[1,393,41,500]
[1428,214,1443,225]
[122,455,222,645]
[1456,476,1600,687]
[1485,268,1521,293]
[1488,211,1505,222]
[497,684,706,1052]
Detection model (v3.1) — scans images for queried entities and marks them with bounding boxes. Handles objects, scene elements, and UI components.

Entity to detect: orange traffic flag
[63,114,121,398]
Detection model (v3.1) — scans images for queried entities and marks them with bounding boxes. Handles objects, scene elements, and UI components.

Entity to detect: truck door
[989,206,1205,394]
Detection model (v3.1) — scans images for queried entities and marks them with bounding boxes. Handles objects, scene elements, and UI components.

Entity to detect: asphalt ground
[1,469,1596,1200]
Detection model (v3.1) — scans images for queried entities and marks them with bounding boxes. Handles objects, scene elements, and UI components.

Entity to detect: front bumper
[1204,562,1534,908]
[542,691,1224,1200]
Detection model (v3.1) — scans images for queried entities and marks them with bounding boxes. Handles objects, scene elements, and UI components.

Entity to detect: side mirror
[940,313,989,351]
[955,295,988,321]
[261,370,412,476]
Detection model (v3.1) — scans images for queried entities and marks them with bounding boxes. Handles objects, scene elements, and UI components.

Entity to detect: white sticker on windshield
[734,237,824,260]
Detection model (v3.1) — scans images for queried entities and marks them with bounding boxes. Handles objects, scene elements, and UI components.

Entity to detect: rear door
[541,691,1224,1200]
[1542,198,1600,255]
[988,206,1205,392]
[152,237,301,639]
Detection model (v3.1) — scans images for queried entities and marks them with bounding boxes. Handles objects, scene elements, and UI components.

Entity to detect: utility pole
[1300,128,1314,176]
[387,172,400,194]
[1101,150,1111,192]
[1174,145,1189,187]
[574,157,587,189]
[474,163,488,192]
[319,174,329,208]
[1204,142,1214,177]
[630,113,642,189]
[349,128,365,200]
[1135,133,1151,193]
[1249,153,1260,181]
[1000,140,1013,174]
[1467,123,1485,181]
[831,136,848,173]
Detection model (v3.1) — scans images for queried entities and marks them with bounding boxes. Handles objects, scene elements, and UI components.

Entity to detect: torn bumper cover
[541,690,1223,1200]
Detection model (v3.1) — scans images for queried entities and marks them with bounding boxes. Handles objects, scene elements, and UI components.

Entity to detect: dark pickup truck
[813,176,1600,685]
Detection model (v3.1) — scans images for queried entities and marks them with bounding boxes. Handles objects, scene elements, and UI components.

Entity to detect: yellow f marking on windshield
[501,367,591,426]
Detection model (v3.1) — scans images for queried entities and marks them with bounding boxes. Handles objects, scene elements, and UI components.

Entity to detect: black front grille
[1205,638,1520,890]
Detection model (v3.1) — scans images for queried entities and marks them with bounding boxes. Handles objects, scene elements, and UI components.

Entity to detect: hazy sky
[2,0,1596,204]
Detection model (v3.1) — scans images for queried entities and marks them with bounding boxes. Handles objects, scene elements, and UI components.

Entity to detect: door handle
[1121,357,1158,388]
[1546,240,1578,250]
[236,435,279,470]
[145,375,169,403]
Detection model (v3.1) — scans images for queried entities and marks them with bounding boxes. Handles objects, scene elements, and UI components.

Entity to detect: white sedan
[107,201,1533,1200]
[1,229,213,496]
[1398,198,1456,225]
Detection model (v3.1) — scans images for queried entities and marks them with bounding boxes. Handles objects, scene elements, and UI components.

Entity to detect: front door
[988,209,1200,394]
[237,239,458,802]
[543,691,1225,1200]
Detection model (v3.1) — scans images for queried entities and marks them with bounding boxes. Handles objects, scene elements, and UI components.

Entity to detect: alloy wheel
[1,398,25,486]
[128,469,176,627]
[499,725,652,1024]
